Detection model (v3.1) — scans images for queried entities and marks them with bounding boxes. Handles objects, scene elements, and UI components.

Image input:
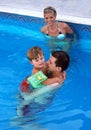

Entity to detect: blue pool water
[0,12,91,130]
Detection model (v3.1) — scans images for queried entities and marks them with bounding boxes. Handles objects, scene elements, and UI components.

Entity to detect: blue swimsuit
[45,23,66,40]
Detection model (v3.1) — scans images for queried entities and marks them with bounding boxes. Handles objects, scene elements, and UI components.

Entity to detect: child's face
[31,54,45,69]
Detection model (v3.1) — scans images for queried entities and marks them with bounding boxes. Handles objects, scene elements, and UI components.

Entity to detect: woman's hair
[27,46,44,61]
[44,6,57,16]
[51,51,70,71]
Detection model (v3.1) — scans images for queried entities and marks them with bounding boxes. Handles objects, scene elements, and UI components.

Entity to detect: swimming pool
[0,12,91,130]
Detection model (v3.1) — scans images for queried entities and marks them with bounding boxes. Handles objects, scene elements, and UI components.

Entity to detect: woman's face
[44,13,56,26]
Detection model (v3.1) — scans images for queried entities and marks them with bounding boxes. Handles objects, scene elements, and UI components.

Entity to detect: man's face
[47,56,57,71]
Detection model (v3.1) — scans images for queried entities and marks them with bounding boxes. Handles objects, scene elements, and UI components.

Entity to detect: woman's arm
[41,25,47,34]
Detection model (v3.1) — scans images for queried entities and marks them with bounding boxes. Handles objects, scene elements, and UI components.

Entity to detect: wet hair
[27,46,44,61]
[44,6,57,16]
[51,51,70,71]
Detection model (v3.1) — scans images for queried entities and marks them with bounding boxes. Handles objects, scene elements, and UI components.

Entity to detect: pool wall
[0,0,91,25]
[0,12,91,41]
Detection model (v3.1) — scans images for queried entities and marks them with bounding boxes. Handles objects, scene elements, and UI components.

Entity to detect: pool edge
[0,6,91,26]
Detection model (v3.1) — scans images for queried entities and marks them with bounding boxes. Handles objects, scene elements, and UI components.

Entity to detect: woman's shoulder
[58,22,68,28]
[58,22,73,33]
[41,25,48,33]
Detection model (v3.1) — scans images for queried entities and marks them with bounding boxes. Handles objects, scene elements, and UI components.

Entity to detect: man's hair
[27,46,44,61]
[44,6,57,16]
[51,51,70,71]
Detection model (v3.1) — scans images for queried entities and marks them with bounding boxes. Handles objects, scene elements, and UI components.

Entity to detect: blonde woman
[41,6,77,52]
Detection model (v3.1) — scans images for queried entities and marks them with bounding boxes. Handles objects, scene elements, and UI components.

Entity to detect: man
[20,50,70,92]
[43,50,70,85]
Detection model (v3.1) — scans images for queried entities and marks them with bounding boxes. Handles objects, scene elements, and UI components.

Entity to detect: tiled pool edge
[0,6,91,26]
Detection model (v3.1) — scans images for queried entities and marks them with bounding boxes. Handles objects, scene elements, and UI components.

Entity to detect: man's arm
[43,71,66,85]
[42,77,64,85]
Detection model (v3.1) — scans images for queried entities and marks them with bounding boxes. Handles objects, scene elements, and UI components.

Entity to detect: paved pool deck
[0,0,91,25]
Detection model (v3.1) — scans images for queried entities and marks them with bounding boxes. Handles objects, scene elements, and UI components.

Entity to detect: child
[20,46,61,92]
[27,46,48,75]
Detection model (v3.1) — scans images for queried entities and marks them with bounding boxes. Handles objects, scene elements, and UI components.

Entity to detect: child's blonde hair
[27,46,44,61]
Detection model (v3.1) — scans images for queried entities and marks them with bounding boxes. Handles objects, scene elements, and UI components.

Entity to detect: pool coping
[0,6,91,26]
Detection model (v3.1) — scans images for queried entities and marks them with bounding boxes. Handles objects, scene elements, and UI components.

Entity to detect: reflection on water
[10,85,61,130]
[45,35,75,53]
